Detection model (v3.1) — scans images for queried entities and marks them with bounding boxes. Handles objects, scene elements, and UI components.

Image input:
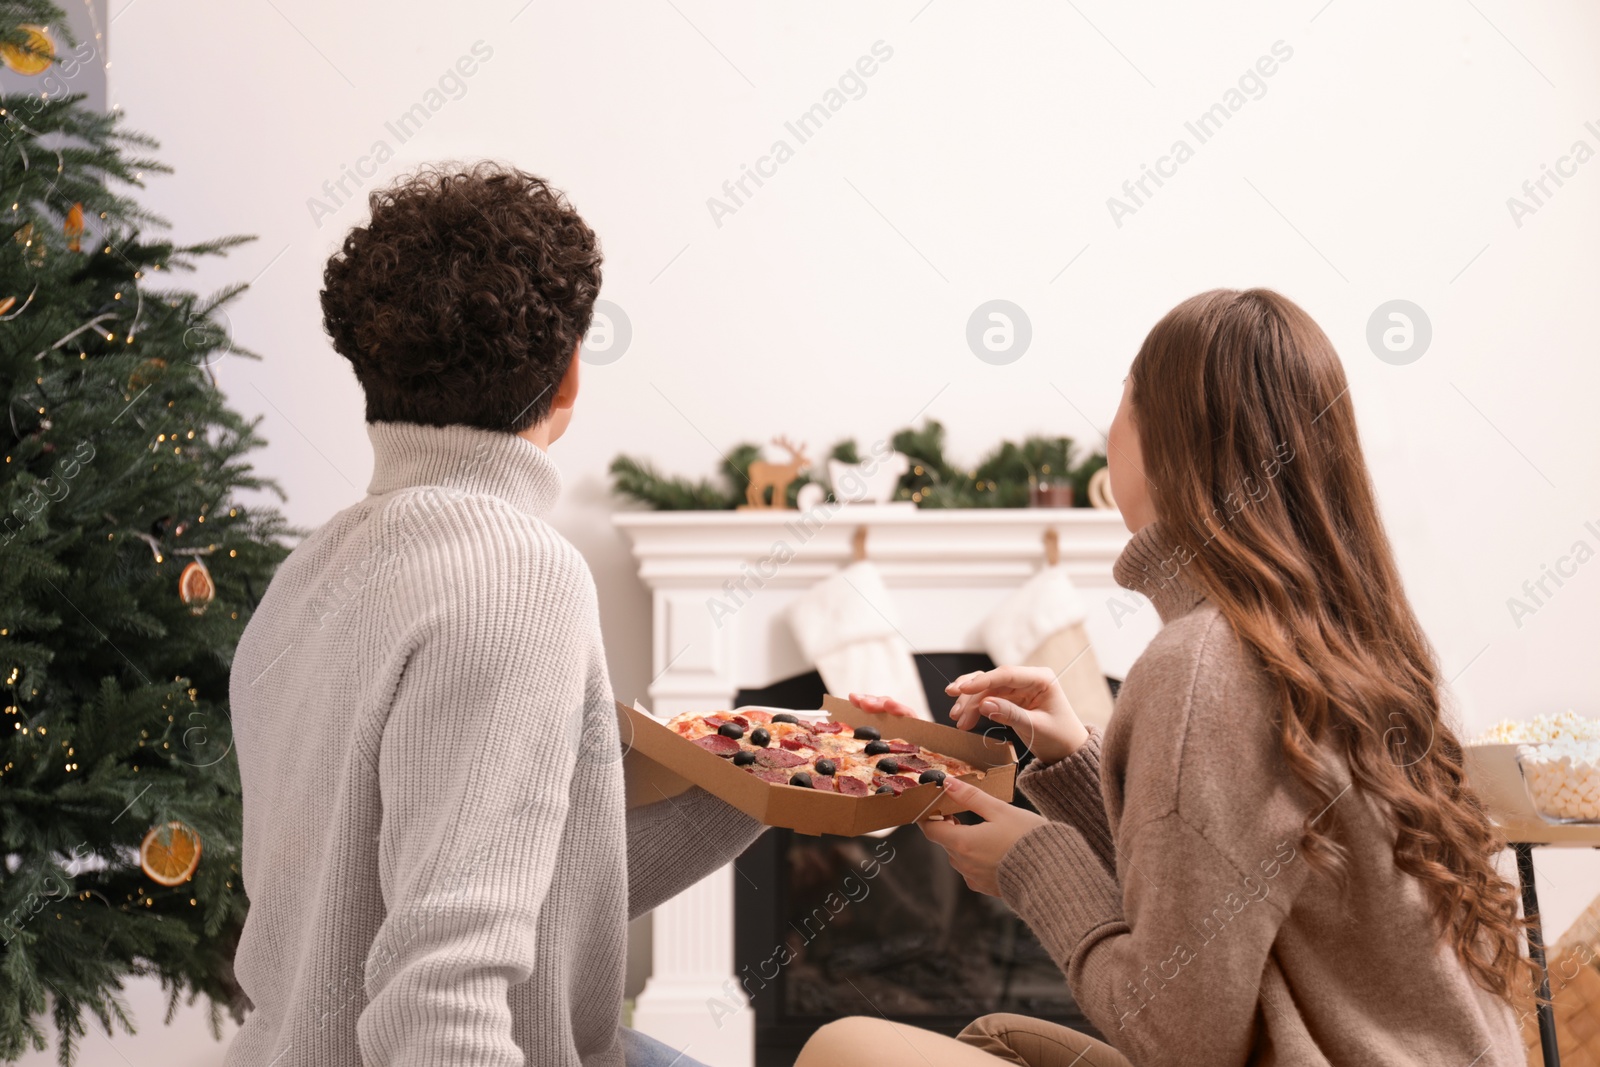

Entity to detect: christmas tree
[0,4,289,1062]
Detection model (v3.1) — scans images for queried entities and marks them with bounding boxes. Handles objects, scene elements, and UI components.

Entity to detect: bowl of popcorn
[1474,711,1600,824]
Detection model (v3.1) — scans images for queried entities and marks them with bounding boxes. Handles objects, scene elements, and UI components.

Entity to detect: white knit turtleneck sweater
[225,422,762,1067]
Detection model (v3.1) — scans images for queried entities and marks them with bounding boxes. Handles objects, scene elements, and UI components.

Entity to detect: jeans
[619,1026,711,1067]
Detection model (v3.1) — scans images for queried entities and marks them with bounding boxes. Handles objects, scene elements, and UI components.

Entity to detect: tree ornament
[178,559,214,614]
[740,436,810,510]
[0,285,36,320]
[63,202,84,252]
[139,820,202,886]
[13,221,45,266]
[127,357,167,389]
[0,24,54,75]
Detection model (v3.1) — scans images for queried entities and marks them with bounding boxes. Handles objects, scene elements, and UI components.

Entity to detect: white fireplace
[614,504,1158,1067]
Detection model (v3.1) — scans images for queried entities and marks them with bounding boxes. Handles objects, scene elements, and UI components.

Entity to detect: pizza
[665,709,977,795]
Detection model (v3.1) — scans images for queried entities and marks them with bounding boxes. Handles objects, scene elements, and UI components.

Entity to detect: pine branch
[173,235,255,261]
[608,455,736,510]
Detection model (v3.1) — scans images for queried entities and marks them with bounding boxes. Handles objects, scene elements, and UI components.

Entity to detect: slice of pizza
[664,709,977,795]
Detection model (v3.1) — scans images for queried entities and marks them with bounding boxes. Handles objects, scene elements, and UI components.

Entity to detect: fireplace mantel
[614,504,1158,1066]
[617,503,1134,581]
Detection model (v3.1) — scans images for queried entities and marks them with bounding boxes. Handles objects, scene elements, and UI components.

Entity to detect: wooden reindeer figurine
[743,436,810,509]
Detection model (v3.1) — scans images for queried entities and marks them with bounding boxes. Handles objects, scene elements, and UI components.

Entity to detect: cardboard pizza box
[617,694,1016,837]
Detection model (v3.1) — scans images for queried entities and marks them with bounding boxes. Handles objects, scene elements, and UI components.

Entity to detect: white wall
[53,0,1599,1061]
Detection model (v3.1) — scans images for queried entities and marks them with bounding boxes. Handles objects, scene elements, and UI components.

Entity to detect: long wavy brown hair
[1128,288,1531,1001]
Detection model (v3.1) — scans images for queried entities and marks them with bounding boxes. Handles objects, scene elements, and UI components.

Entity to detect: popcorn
[1518,739,1600,823]
[1473,709,1600,746]
[1472,711,1600,823]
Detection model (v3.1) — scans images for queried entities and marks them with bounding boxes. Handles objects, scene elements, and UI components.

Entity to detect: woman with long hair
[797,289,1530,1067]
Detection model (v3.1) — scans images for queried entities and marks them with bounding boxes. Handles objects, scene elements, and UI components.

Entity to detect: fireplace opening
[731,654,1113,1065]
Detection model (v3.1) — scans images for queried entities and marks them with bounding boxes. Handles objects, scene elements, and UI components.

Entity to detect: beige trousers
[795,1013,1132,1067]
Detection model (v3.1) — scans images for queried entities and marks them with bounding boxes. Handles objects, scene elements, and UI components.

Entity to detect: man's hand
[944,665,1089,765]
[919,778,1047,897]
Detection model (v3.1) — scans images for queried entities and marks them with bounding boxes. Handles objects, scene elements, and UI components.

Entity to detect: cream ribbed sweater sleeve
[356,505,593,1067]
[626,788,762,919]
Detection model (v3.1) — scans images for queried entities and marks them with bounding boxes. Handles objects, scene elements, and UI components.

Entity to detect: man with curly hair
[226,163,759,1067]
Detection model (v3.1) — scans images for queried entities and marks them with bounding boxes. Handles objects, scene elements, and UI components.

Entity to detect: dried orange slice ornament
[140,820,202,886]
[64,202,84,252]
[178,559,214,614]
[127,357,166,390]
[1,25,54,76]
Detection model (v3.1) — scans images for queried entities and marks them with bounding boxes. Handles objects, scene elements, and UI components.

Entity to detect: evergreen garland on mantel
[610,420,1107,511]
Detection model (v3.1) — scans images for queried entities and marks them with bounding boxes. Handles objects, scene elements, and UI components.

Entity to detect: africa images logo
[306,41,495,228]
[706,41,895,228]
[1106,40,1294,228]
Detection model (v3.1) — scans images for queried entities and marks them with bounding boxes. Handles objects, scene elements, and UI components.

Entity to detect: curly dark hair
[320,162,602,432]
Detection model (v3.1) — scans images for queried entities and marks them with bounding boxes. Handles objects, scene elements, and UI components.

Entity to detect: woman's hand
[946,665,1089,766]
[847,693,920,718]
[919,778,1047,896]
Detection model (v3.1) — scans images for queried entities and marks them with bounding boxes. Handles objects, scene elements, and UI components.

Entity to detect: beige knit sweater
[997,523,1523,1067]
[225,422,762,1067]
